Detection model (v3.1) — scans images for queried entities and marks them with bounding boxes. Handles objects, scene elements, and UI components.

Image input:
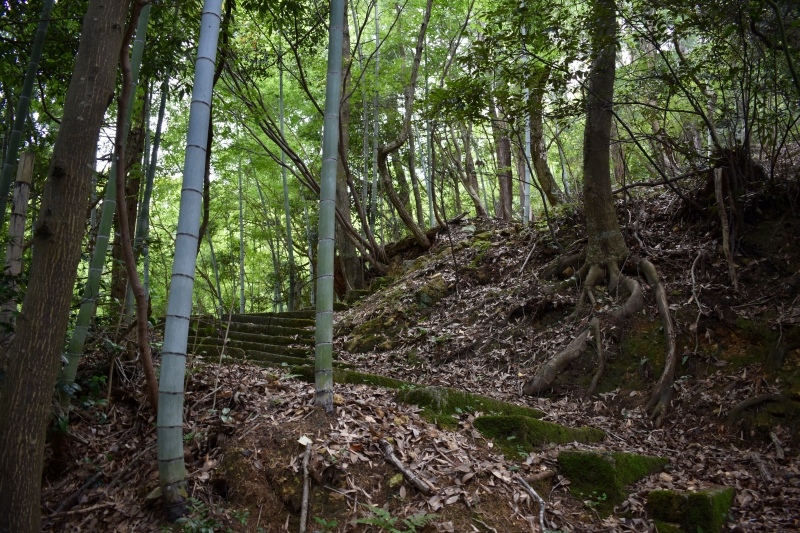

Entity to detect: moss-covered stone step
[189,344,245,359]
[646,487,734,533]
[230,313,315,326]
[395,386,545,428]
[473,415,605,454]
[557,450,669,515]
[240,310,316,319]
[196,338,311,358]
[226,322,313,338]
[223,330,314,347]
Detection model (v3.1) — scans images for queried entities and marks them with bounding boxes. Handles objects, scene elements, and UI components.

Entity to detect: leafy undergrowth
[45,186,800,532]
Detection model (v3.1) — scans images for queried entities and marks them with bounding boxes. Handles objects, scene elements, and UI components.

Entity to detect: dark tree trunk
[583,0,627,266]
[337,1,363,291]
[0,0,127,530]
[491,102,513,219]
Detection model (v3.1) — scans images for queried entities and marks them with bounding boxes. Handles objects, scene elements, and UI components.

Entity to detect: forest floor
[43,180,800,532]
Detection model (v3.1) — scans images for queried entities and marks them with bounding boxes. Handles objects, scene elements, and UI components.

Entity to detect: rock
[474,231,492,241]
[463,225,476,233]
[415,275,447,308]
[474,415,605,453]
[557,450,669,515]
[646,486,735,533]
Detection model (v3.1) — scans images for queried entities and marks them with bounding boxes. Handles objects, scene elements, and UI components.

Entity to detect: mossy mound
[346,312,404,353]
[291,366,408,389]
[474,415,605,456]
[646,487,734,533]
[395,386,545,428]
[557,450,669,515]
[415,274,448,308]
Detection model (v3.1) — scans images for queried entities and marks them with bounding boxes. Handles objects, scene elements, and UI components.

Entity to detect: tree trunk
[583,0,627,266]
[336,5,363,293]
[0,1,127,530]
[529,68,564,206]
[408,127,425,227]
[491,102,513,219]
[515,142,526,219]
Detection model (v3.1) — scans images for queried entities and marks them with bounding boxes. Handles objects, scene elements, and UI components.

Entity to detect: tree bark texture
[582,0,627,266]
[491,103,513,219]
[0,0,127,530]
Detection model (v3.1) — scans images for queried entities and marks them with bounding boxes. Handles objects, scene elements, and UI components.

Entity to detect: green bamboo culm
[315,0,345,413]
[0,0,54,228]
[279,42,296,310]
[139,72,170,300]
[157,0,223,520]
[58,3,153,403]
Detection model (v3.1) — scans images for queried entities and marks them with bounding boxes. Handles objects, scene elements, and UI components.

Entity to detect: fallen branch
[47,502,116,520]
[516,476,546,533]
[523,470,555,484]
[379,438,432,495]
[50,470,104,515]
[299,444,311,533]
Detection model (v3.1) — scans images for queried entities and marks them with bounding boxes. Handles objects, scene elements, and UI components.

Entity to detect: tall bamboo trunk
[315,0,346,413]
[0,0,54,227]
[157,0,223,519]
[0,0,127,529]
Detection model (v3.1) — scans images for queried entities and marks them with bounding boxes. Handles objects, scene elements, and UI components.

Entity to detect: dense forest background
[0,0,798,530]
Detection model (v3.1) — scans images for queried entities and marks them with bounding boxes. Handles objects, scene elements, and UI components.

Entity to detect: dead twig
[770,432,785,460]
[516,476,546,533]
[299,444,311,533]
[212,295,236,411]
[714,168,738,291]
[588,318,604,395]
[379,438,432,495]
[50,470,104,515]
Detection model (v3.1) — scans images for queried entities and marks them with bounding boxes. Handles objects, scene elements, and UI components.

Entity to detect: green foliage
[159,498,250,533]
[313,516,339,533]
[356,505,439,533]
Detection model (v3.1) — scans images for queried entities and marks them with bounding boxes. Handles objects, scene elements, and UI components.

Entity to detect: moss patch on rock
[474,415,605,456]
[557,450,669,515]
[395,386,544,428]
[646,487,734,533]
[415,274,448,308]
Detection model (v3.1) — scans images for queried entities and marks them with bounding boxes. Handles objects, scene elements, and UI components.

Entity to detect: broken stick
[299,445,311,533]
[379,438,432,495]
[516,476,547,533]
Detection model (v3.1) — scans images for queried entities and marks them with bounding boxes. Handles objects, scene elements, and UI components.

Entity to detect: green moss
[352,316,386,337]
[395,386,545,428]
[473,415,605,455]
[557,450,669,515]
[653,520,684,533]
[646,487,734,533]
[291,366,409,389]
[415,275,448,308]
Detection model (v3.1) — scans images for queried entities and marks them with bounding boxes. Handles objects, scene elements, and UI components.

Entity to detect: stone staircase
[189,310,317,367]
[188,304,349,369]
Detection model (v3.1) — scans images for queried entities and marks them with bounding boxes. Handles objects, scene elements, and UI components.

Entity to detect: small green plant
[313,516,339,533]
[584,491,607,509]
[356,505,439,533]
[159,498,243,533]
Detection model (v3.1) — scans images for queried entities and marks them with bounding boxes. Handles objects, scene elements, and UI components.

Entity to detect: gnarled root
[522,328,591,395]
[587,318,605,395]
[639,257,678,427]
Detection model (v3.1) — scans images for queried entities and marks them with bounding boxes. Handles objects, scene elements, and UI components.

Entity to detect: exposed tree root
[523,253,678,428]
[765,342,800,372]
[588,318,605,395]
[728,394,788,422]
[638,257,678,427]
[522,328,591,395]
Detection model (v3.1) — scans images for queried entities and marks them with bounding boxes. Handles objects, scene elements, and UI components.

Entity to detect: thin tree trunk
[0,0,127,529]
[0,0,54,227]
[238,155,245,313]
[491,102,513,219]
[408,126,425,227]
[370,0,379,235]
[529,67,564,206]
[157,0,223,520]
[0,152,33,352]
[279,42,298,308]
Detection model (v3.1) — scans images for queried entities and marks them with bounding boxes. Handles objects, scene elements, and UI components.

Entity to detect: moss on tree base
[646,487,734,533]
[473,415,605,455]
[557,450,669,515]
[395,386,545,428]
